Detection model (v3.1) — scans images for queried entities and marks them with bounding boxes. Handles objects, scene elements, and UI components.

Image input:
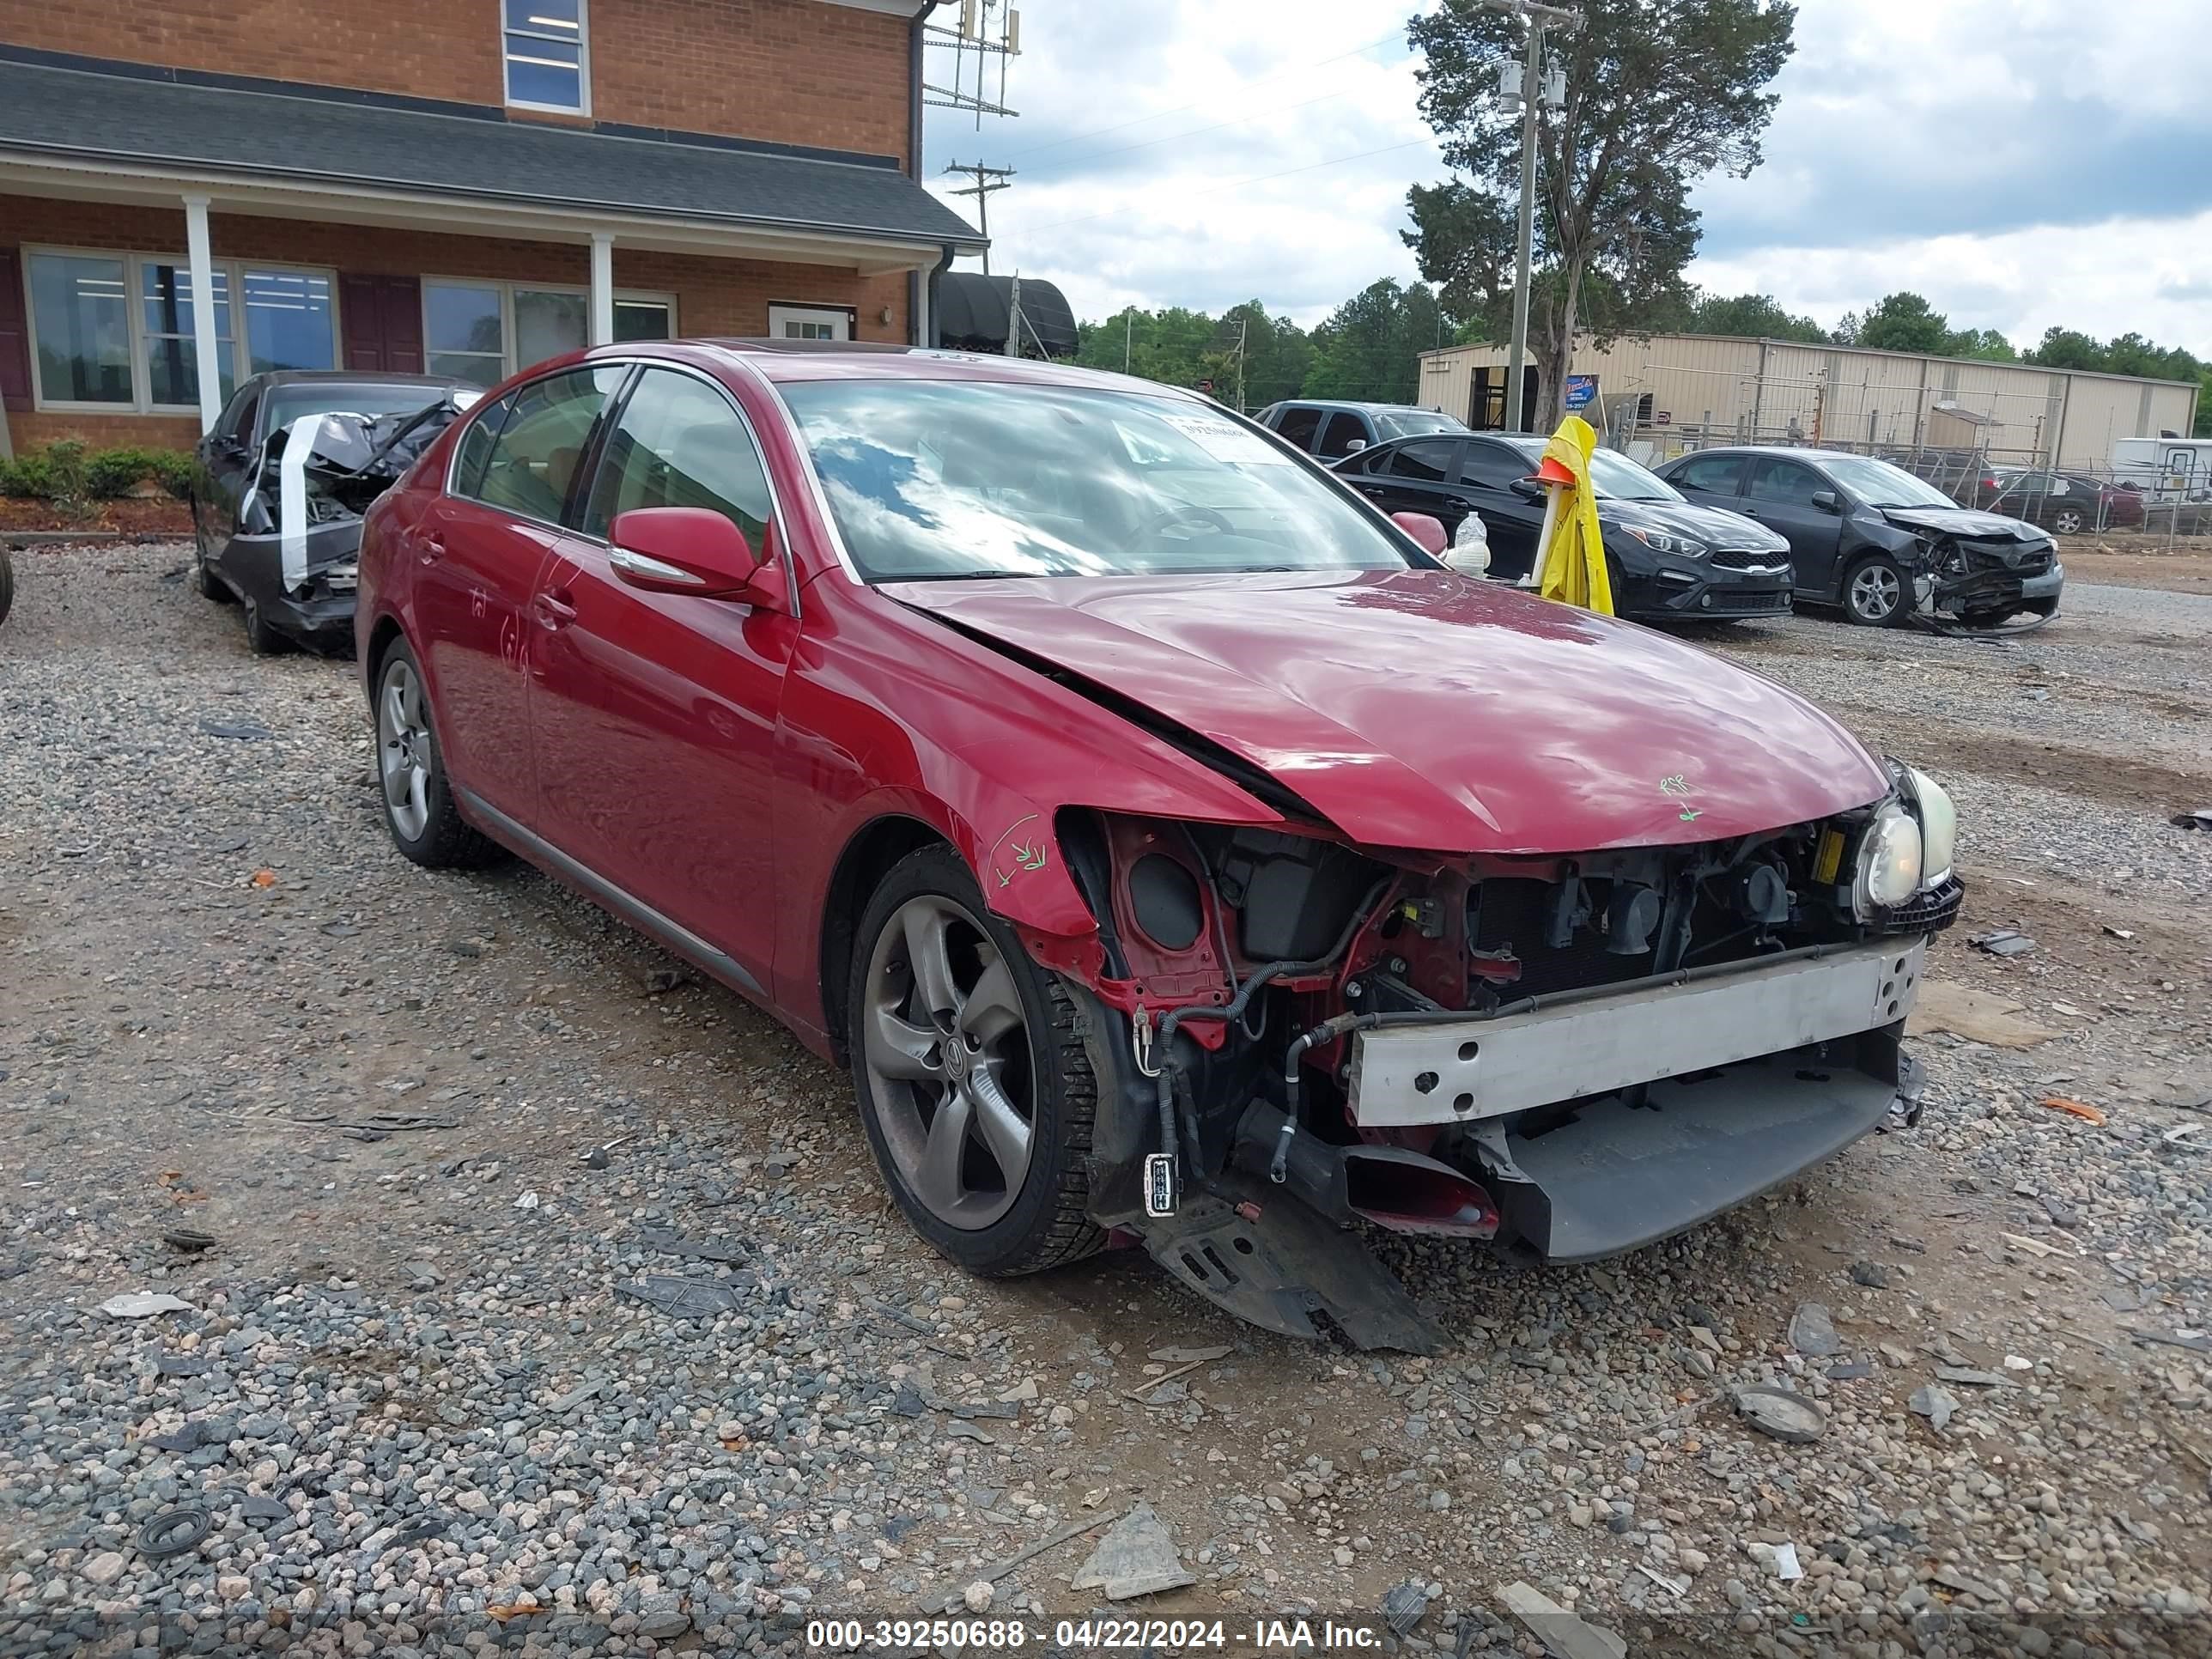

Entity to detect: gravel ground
[3,544,2209,1659]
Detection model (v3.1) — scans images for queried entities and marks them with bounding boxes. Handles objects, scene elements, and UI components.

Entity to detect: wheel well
[364,616,405,699]
[819,815,952,1065]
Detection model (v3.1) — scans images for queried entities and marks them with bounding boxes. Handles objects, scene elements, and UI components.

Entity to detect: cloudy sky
[920,0,2212,355]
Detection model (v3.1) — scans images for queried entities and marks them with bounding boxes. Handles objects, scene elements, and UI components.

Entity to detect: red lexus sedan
[356,341,1961,1350]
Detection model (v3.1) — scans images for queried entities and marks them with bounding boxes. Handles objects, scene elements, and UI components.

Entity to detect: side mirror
[1510,477,1546,501]
[608,507,786,610]
[1391,510,1449,556]
[1809,489,1838,510]
[1344,437,1369,453]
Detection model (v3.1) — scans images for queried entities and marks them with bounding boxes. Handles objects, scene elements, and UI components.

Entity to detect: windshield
[779,379,1416,581]
[1374,408,1470,440]
[1499,437,1680,501]
[1816,453,1956,507]
[263,384,467,436]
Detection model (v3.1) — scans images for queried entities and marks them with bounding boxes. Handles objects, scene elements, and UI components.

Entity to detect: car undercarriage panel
[1490,1044,1902,1262]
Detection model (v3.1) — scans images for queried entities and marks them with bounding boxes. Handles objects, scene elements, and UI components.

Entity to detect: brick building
[0,0,981,448]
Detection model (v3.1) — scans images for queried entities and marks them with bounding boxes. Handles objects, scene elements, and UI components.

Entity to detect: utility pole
[943,161,1014,274]
[1479,0,1579,432]
[1005,273,1022,359]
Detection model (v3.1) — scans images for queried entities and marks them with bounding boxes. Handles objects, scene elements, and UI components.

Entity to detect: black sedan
[191,369,473,653]
[1333,433,1795,622]
[1655,447,2063,628]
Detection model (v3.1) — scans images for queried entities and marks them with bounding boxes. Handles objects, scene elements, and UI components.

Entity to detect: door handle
[417,531,446,565]
[533,588,577,630]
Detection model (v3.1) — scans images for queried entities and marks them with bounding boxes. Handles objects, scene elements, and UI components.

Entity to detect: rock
[1788,1303,1842,1358]
[963,1580,994,1613]
[1427,1489,1450,1512]
[82,1553,127,1588]
[1935,1366,2011,1389]
[1070,1503,1194,1601]
[1679,1549,1710,1576]
[1734,1386,1827,1445]
[1909,1384,1960,1432]
[1688,1326,1722,1352]
[1849,1260,1893,1289]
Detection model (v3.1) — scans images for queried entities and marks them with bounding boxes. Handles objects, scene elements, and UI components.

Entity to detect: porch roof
[0,55,984,258]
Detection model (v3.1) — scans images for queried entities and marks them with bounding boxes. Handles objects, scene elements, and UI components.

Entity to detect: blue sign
[1564,374,1598,411]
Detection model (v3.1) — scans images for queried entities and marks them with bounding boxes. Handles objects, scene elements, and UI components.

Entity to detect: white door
[767,304,852,342]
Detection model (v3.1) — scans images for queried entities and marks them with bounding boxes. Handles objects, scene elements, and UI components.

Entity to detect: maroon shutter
[381,276,424,374]
[0,248,33,411]
[339,275,423,373]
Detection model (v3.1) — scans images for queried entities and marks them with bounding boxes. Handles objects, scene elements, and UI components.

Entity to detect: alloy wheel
[2052,507,2084,535]
[861,893,1035,1230]
[1850,564,1901,623]
[377,658,434,842]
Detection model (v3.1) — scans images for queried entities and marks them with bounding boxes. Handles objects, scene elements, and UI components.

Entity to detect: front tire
[2051,506,2085,536]
[847,846,1103,1277]
[372,638,501,869]
[241,596,291,655]
[1842,556,1906,626]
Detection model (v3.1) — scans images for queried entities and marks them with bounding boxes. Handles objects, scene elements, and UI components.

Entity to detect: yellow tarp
[1533,414,1614,616]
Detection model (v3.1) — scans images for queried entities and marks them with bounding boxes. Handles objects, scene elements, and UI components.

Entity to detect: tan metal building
[1415,334,2201,472]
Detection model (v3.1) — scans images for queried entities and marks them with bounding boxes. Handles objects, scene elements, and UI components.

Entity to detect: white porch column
[589,234,615,347]
[181,194,223,432]
[914,270,930,349]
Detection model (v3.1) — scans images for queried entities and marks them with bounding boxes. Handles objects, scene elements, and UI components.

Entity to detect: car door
[410,363,628,823]
[1316,411,1370,462]
[1664,451,1748,510]
[1348,439,1472,534]
[528,364,798,995]
[1736,457,1845,595]
[196,379,262,555]
[1272,405,1322,454]
[1457,438,1543,580]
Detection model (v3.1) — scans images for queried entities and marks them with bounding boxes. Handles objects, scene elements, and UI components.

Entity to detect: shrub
[0,440,88,501]
[0,441,196,501]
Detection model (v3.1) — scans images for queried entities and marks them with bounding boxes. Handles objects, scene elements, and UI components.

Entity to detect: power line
[996,25,1416,166]
[1022,137,1436,237]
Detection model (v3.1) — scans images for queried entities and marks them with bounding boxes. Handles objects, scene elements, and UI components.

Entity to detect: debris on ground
[1911,1383,1960,1432]
[1494,1580,1627,1659]
[1070,1502,1195,1600]
[98,1291,193,1319]
[2172,810,2212,831]
[160,1228,215,1253]
[1382,1580,1429,1635]
[340,1112,460,1133]
[2164,1123,2211,1151]
[1734,1385,1828,1444]
[196,719,273,741]
[614,1276,745,1321]
[919,1515,1110,1614]
[1148,1343,1233,1363]
[1787,1301,1842,1357]
[2040,1096,2107,1125]
[643,968,695,995]
[635,1227,750,1263]
[1750,1540,1805,1581]
[1936,1365,2013,1388]
[512,1190,540,1211]
[2130,1328,2212,1354]
[1968,927,2036,956]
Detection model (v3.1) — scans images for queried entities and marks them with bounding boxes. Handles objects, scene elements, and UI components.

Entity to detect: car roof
[1271,398,1449,415]
[1666,445,1857,464]
[616,338,1212,402]
[255,368,463,388]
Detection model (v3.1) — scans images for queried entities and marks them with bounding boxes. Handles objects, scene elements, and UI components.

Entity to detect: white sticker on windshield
[1158,410,1292,465]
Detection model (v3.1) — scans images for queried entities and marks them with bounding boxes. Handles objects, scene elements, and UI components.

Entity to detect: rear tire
[1842,556,1906,627]
[241,597,291,655]
[2051,506,2085,536]
[371,637,503,869]
[847,845,1103,1277]
[0,548,14,628]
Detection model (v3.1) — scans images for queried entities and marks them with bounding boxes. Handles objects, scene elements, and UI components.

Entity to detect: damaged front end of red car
[1042,793,1960,1352]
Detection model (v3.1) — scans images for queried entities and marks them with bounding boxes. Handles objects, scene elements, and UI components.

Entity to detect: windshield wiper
[884,568,1058,582]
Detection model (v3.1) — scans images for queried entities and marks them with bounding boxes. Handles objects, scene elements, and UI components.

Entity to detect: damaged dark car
[191,370,478,652]
[1657,446,2063,629]
[359,343,1966,1352]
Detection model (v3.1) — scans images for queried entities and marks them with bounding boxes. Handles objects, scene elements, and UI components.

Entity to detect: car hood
[883,568,1887,854]
[1877,506,2049,543]
[1597,498,1789,550]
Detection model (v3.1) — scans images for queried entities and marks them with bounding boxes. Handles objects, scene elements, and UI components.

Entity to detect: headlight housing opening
[1855,801,1924,915]
[1624,526,1708,557]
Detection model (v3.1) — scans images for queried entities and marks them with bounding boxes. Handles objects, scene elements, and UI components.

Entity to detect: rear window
[262,382,467,438]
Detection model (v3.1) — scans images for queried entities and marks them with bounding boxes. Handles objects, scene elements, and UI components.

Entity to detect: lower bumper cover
[1489,1042,1900,1262]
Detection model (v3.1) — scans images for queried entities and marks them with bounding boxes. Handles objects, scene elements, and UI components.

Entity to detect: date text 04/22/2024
[805,1618,1386,1650]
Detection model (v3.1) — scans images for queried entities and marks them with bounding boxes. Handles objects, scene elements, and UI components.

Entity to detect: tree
[1217,301,1316,410]
[1302,279,1447,404]
[1949,327,2018,362]
[1680,289,1828,343]
[1854,291,1954,354]
[1406,0,1795,429]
